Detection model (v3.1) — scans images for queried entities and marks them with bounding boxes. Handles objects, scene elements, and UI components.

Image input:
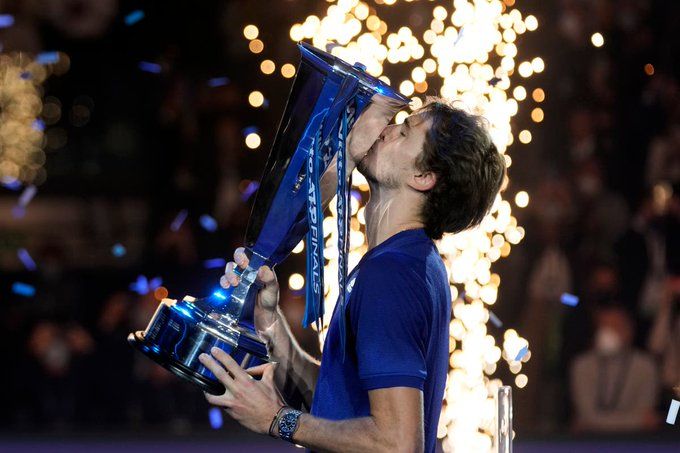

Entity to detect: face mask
[595,327,623,355]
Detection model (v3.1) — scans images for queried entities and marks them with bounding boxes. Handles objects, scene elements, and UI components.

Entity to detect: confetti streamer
[18,185,37,207]
[454,27,466,46]
[560,292,579,307]
[488,310,503,328]
[124,10,145,26]
[1,178,22,191]
[12,206,25,218]
[514,344,529,362]
[667,399,680,425]
[111,243,127,257]
[138,61,162,74]
[12,282,35,297]
[240,181,260,202]
[200,214,218,232]
[207,77,230,87]
[0,14,14,28]
[170,209,188,232]
[32,119,45,131]
[36,52,60,65]
[129,275,162,295]
[203,258,227,269]
[242,126,259,137]
[17,248,36,271]
[208,407,223,429]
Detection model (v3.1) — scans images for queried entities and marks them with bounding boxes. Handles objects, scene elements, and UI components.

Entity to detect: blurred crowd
[0,0,678,439]
[508,0,680,435]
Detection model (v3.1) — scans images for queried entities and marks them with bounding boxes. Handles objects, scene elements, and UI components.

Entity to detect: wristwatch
[277,407,303,442]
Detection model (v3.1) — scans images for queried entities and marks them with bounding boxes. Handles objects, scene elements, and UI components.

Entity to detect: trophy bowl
[128,42,408,394]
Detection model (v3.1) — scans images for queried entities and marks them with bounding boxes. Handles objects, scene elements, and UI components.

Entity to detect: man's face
[357,112,432,189]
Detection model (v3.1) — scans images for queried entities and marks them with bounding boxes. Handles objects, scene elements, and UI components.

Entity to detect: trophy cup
[128,42,408,394]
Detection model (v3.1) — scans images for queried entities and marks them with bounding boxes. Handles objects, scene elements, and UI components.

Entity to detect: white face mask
[595,327,623,355]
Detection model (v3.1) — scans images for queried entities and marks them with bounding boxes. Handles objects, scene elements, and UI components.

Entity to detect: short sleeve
[349,254,430,391]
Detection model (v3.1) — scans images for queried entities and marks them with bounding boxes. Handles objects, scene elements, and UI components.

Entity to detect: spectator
[570,305,659,432]
[647,275,680,399]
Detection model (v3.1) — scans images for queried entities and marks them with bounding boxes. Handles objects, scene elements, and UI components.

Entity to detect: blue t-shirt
[311,228,451,453]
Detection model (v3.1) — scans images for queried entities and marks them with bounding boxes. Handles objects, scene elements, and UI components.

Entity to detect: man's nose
[379,124,397,141]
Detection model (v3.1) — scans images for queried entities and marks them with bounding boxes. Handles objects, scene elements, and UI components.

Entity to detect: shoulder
[354,251,429,296]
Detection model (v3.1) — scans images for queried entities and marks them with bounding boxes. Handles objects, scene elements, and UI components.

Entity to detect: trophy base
[128,296,269,395]
[128,331,226,394]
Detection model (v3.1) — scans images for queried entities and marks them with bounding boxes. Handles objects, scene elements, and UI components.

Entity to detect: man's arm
[292,387,424,453]
[257,308,321,409]
[200,348,425,453]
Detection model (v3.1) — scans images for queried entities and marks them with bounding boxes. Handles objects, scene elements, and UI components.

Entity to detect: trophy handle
[210,247,270,328]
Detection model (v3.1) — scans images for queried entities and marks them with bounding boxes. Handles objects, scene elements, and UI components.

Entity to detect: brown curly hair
[415,100,506,240]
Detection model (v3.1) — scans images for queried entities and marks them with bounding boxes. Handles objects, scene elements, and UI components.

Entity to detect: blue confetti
[488,310,503,328]
[129,275,163,295]
[20,71,32,80]
[36,52,59,65]
[204,258,227,269]
[242,126,259,136]
[138,61,162,74]
[0,14,14,28]
[12,282,35,297]
[262,98,270,108]
[667,399,679,425]
[12,205,25,218]
[514,345,529,362]
[560,292,579,307]
[350,190,362,202]
[1,177,21,191]
[17,248,36,271]
[124,10,145,26]
[240,181,260,202]
[32,119,45,131]
[170,209,188,232]
[18,185,37,207]
[208,77,230,87]
[209,407,223,429]
[454,27,466,46]
[200,214,218,232]
[111,243,127,257]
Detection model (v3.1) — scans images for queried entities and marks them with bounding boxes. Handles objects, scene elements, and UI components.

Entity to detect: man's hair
[415,100,506,240]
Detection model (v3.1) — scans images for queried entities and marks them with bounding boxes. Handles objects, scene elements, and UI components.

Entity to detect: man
[198,99,506,452]
[570,305,659,432]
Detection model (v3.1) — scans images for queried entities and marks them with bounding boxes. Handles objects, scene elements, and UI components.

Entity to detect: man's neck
[364,183,425,251]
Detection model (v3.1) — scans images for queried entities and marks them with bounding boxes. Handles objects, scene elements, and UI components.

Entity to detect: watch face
[280,412,297,432]
[279,410,301,440]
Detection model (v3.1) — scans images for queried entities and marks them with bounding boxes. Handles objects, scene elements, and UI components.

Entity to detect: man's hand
[347,94,405,164]
[200,347,284,435]
[220,247,280,333]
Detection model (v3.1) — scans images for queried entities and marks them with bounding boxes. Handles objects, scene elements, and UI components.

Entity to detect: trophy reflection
[128,42,408,394]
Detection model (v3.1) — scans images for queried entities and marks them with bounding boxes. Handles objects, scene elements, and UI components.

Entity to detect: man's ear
[409,171,436,192]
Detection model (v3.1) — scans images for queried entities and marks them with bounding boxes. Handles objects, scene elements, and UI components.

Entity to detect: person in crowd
[570,305,659,432]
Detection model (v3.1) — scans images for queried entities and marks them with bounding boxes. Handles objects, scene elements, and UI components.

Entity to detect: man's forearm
[290,414,405,453]
[262,308,320,409]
